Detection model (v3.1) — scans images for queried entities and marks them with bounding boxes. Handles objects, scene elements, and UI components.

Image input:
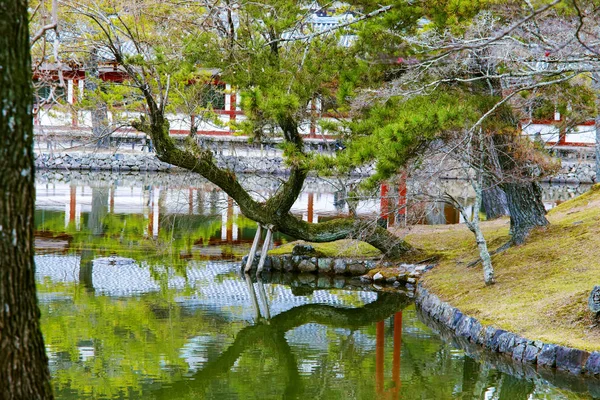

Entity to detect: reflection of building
[35,174,383,245]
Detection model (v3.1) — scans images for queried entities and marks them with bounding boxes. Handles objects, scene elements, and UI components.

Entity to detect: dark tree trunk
[502,182,548,245]
[481,184,508,220]
[0,0,54,397]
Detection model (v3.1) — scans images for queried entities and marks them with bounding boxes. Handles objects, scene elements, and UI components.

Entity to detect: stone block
[271,256,282,270]
[372,272,384,281]
[291,255,302,267]
[282,255,294,272]
[348,262,367,276]
[523,343,541,364]
[556,346,590,374]
[468,320,483,343]
[451,310,464,329]
[317,258,332,273]
[298,259,317,273]
[498,333,517,354]
[537,344,558,368]
[488,329,507,352]
[585,352,600,376]
[333,259,347,274]
[512,343,527,362]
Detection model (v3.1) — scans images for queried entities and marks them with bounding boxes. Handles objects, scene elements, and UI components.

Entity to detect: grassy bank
[408,185,600,351]
[268,239,381,258]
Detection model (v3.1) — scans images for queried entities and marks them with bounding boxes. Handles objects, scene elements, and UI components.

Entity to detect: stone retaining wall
[34,151,374,176]
[416,284,600,377]
[550,161,598,184]
[416,305,600,397]
[241,253,377,276]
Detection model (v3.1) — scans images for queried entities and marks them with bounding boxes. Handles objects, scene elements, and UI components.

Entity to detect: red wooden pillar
[230,93,237,122]
[189,188,194,215]
[398,173,407,216]
[71,79,78,127]
[398,172,407,227]
[380,183,390,228]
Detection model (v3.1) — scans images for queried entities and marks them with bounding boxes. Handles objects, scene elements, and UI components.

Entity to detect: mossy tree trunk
[129,84,412,258]
[502,181,548,245]
[0,0,54,397]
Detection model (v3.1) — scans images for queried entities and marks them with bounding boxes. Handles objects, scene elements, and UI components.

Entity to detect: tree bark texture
[502,182,548,245]
[0,0,54,397]
[481,184,508,220]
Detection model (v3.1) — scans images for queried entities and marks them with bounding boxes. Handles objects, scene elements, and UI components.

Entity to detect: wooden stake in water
[256,226,273,276]
[244,224,262,273]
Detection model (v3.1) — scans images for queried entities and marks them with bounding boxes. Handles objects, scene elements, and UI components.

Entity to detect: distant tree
[0,0,54,397]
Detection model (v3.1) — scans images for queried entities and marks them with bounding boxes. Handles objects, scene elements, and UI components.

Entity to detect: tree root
[466,240,513,268]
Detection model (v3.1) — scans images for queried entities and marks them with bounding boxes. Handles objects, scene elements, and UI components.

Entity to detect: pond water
[35,171,598,399]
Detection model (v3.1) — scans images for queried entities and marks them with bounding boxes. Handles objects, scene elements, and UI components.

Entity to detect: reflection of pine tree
[79,249,95,294]
[89,187,109,236]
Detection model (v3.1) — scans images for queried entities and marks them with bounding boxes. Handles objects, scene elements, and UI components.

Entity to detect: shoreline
[415,284,600,377]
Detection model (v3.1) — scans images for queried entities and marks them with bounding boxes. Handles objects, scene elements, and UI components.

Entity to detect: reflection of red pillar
[380,183,389,228]
[308,193,314,224]
[392,312,402,397]
[376,320,385,395]
[109,187,115,214]
[148,207,154,238]
[69,186,76,223]
[226,197,233,242]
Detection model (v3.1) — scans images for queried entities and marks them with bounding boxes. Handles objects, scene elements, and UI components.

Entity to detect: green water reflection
[35,173,598,399]
[37,258,595,399]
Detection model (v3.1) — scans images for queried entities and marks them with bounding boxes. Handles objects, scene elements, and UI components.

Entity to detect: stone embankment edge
[34,152,374,176]
[415,283,600,377]
[242,253,377,277]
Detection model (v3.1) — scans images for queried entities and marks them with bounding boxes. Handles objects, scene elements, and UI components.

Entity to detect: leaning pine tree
[65,0,414,259]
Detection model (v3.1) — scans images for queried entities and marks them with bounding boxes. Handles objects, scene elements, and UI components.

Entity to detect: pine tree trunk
[503,182,548,245]
[0,0,54,397]
[481,184,508,220]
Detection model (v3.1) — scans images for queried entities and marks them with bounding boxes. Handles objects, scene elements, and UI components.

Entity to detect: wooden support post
[257,279,271,320]
[256,226,273,276]
[244,273,261,321]
[244,224,262,273]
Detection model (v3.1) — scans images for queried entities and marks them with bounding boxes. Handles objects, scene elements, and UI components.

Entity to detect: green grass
[268,239,381,258]
[407,184,600,351]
